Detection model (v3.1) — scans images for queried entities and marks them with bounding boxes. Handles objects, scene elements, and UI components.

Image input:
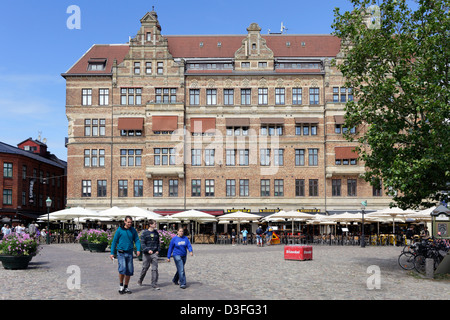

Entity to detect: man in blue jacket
[110,216,141,294]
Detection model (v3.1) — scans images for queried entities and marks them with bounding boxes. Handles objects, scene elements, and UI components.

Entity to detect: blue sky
[0,0,356,161]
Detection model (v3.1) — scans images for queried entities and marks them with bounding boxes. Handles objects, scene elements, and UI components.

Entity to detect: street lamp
[361,200,367,248]
[46,197,52,244]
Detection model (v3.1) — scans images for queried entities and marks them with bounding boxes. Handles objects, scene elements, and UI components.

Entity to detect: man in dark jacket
[138,219,160,289]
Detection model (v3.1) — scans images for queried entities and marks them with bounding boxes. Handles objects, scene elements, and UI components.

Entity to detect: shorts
[117,251,134,276]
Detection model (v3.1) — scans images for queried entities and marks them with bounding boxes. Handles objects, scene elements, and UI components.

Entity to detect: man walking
[110,216,141,294]
[138,219,160,290]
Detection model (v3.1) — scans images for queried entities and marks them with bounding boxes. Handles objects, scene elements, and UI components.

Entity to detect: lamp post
[361,200,367,248]
[46,197,52,244]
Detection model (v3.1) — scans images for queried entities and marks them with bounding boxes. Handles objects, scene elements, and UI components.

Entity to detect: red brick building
[62,11,392,216]
[0,138,67,223]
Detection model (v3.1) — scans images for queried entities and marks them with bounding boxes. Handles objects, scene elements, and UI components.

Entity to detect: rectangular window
[154,148,175,166]
[238,149,249,166]
[239,179,249,197]
[274,149,284,166]
[157,62,163,74]
[191,180,201,197]
[153,180,163,197]
[95,180,106,197]
[191,149,202,166]
[226,149,236,166]
[333,87,339,102]
[206,89,217,105]
[205,179,215,197]
[99,89,109,105]
[120,149,142,167]
[155,88,177,103]
[134,62,141,75]
[347,179,357,197]
[2,189,12,205]
[189,89,200,105]
[118,180,128,197]
[121,88,142,105]
[82,180,91,197]
[292,88,302,105]
[146,62,152,74]
[224,89,234,105]
[22,165,27,180]
[241,89,251,105]
[274,179,284,197]
[169,180,178,197]
[258,88,268,105]
[82,89,92,106]
[226,179,236,197]
[205,149,215,166]
[295,179,305,197]
[260,149,270,166]
[332,179,341,197]
[309,179,318,197]
[258,62,267,68]
[261,125,283,136]
[275,88,285,105]
[308,149,319,166]
[309,87,319,105]
[3,163,13,178]
[134,180,143,197]
[261,179,270,197]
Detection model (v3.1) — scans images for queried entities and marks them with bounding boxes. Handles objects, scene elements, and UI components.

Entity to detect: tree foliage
[332,0,449,209]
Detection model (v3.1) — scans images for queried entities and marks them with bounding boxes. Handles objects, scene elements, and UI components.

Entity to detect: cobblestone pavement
[0,243,448,300]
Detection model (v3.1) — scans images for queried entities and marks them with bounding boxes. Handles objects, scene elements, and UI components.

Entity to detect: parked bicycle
[398,238,449,272]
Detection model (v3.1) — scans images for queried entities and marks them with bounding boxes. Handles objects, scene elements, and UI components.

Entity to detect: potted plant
[86,229,111,252]
[0,232,40,269]
[76,229,90,250]
[158,229,176,258]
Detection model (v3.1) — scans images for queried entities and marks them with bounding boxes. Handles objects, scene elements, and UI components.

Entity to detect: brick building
[62,11,392,216]
[0,138,67,222]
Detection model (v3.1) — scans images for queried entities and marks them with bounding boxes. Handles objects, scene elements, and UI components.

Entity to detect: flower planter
[80,241,90,251]
[0,255,33,270]
[88,242,108,252]
[158,248,168,258]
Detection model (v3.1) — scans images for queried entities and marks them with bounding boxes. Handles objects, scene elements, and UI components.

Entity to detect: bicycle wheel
[402,244,414,253]
[414,254,426,273]
[398,252,415,270]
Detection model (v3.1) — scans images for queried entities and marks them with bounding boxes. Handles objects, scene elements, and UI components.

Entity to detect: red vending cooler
[284,245,313,261]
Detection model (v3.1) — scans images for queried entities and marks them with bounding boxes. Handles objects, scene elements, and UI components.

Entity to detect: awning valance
[295,117,320,124]
[335,146,358,159]
[225,118,250,127]
[190,118,216,133]
[118,118,144,130]
[152,116,178,131]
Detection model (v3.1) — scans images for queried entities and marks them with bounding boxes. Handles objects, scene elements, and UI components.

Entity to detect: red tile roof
[64,35,340,76]
[63,44,130,76]
[166,34,341,58]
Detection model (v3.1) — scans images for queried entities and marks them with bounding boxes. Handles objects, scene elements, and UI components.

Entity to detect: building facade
[62,11,392,216]
[0,138,67,222]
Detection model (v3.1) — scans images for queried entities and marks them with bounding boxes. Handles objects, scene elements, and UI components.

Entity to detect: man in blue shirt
[110,216,141,294]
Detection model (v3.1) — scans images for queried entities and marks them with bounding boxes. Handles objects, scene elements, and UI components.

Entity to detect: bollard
[425,258,434,279]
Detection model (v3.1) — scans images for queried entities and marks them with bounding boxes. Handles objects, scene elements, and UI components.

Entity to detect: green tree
[332,0,449,209]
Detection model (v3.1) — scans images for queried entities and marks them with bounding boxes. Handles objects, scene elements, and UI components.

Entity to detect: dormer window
[87,58,106,71]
